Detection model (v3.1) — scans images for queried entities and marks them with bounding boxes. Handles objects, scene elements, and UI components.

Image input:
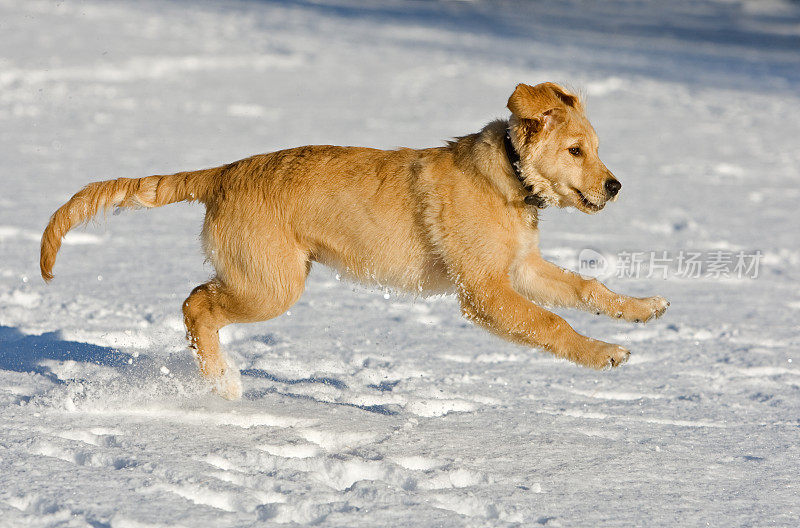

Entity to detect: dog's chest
[512,206,540,250]
[524,207,539,229]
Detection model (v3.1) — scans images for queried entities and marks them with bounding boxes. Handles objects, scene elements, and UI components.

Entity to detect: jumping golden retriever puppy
[41,82,669,399]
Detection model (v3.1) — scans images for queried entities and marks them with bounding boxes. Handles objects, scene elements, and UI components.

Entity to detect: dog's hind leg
[183,230,310,400]
[183,280,242,399]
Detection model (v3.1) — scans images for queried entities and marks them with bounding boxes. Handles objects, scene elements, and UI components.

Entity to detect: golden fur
[41,82,668,399]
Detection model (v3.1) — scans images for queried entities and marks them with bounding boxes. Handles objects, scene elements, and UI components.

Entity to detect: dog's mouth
[573,188,605,213]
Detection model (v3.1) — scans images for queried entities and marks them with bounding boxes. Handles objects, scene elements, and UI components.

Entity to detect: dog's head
[507,82,620,214]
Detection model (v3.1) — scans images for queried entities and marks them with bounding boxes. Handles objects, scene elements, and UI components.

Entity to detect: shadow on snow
[0,326,398,414]
[242,368,399,415]
[0,325,132,385]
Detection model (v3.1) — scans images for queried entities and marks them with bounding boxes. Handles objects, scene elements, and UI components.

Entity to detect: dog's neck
[503,128,547,208]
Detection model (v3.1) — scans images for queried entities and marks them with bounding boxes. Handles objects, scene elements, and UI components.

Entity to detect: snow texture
[1,0,799,526]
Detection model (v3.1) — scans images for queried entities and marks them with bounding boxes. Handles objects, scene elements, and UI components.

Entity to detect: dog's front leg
[459,276,630,369]
[511,253,669,322]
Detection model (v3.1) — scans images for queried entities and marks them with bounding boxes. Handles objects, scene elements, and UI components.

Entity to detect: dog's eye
[568,146,582,156]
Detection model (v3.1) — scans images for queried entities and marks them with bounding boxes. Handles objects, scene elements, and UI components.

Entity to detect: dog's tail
[40,165,226,282]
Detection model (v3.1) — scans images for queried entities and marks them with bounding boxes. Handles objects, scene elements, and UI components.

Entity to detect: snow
[1,0,799,525]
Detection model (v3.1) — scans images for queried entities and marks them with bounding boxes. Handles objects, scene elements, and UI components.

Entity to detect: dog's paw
[580,341,630,370]
[209,355,243,400]
[212,367,243,400]
[614,295,669,323]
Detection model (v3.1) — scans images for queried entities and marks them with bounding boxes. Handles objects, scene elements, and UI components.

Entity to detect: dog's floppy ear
[507,82,582,128]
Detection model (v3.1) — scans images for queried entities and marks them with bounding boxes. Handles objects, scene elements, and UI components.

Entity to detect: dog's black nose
[604,178,621,197]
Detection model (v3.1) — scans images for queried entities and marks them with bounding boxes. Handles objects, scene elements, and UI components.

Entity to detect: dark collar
[504,129,546,208]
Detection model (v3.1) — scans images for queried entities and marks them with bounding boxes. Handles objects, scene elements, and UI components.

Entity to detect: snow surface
[1,0,799,526]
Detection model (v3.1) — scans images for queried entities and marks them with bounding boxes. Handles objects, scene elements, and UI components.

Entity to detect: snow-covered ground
[1,0,799,525]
